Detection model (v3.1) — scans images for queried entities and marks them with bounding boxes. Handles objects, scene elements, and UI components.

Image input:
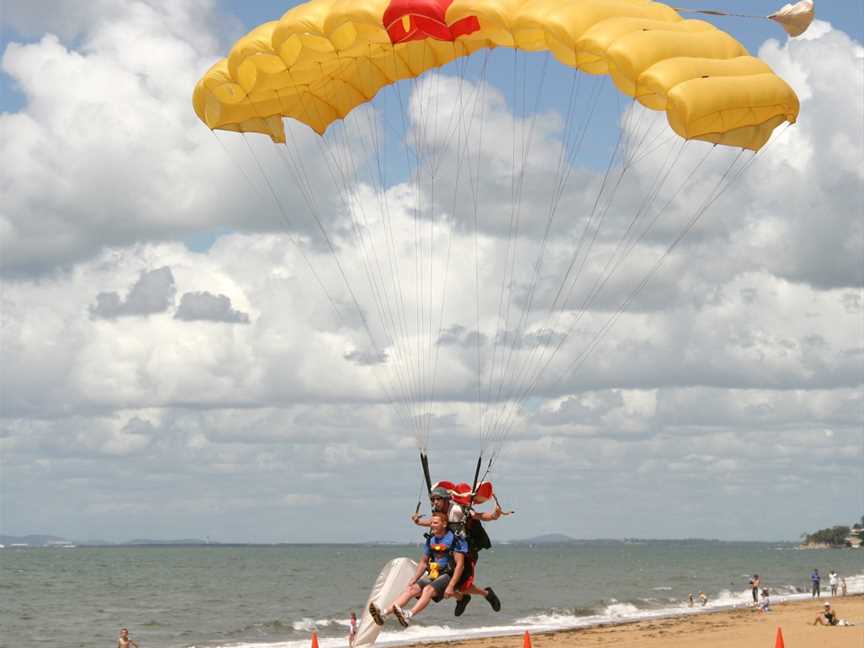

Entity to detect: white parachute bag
[352,558,417,648]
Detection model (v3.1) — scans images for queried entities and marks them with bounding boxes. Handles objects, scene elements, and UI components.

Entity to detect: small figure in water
[347,611,358,646]
[688,592,694,607]
[118,628,139,648]
[758,588,771,612]
[698,591,708,606]
[749,574,760,604]
[369,512,467,627]
[412,486,503,616]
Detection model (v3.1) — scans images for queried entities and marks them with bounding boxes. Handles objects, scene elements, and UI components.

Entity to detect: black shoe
[485,587,501,612]
[455,594,472,617]
[369,602,384,626]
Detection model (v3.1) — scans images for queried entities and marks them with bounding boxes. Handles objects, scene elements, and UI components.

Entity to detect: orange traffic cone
[523,631,532,648]
[311,631,320,648]
[774,627,785,648]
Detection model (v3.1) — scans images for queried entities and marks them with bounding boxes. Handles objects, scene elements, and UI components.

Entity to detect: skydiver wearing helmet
[412,485,502,616]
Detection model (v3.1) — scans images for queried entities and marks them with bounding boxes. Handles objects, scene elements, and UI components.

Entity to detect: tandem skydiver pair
[369,482,504,627]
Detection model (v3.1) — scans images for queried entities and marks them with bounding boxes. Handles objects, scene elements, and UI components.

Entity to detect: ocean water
[1,541,862,648]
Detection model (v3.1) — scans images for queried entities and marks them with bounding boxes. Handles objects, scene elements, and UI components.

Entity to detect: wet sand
[407,596,864,648]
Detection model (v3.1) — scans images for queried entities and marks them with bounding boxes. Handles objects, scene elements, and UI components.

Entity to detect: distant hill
[0,534,69,546]
[127,538,208,545]
[0,534,210,547]
[511,533,576,544]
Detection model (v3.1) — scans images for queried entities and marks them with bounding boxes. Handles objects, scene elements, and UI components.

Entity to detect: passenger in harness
[412,484,503,617]
[368,512,468,627]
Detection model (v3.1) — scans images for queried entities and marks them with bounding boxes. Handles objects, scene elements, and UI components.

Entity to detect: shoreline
[394,596,864,648]
[360,586,864,648]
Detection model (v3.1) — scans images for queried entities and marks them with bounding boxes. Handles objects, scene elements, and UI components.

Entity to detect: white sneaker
[392,604,412,627]
[368,602,384,626]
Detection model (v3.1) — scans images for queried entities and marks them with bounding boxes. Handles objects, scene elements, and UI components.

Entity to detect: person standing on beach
[829,570,839,596]
[347,611,358,647]
[811,568,821,598]
[749,574,760,603]
[841,577,847,596]
[118,628,139,648]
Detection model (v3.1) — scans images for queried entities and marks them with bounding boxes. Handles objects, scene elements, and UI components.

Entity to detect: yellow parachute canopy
[193,0,799,150]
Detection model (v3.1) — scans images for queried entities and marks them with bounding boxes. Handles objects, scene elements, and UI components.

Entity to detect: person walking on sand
[810,568,821,598]
[118,628,139,648]
[369,512,468,628]
[828,570,839,596]
[749,574,760,604]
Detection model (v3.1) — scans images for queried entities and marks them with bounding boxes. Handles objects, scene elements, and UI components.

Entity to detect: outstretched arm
[471,505,502,522]
[410,513,433,527]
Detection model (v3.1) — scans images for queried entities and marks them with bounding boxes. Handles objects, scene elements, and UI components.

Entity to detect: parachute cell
[193,0,799,150]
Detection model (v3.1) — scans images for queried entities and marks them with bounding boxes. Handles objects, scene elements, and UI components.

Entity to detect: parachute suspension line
[486,95,678,449]
[489,138,698,450]
[558,148,750,377]
[482,48,526,449]
[418,43,442,452]
[498,70,597,387]
[482,67,585,435]
[673,7,771,20]
[424,51,447,449]
[388,53,432,450]
[329,69,443,443]
[410,49,428,451]
[237,131,412,424]
[493,142,696,446]
[489,144,763,470]
[304,128,421,429]
[482,82,630,443]
[484,51,551,450]
[212,131,350,335]
[482,69,604,447]
[276,78,423,438]
[355,50,427,446]
[428,48,485,458]
[462,52,492,452]
[492,69,596,417]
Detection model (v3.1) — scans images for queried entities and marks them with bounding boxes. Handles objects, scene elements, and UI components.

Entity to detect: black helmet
[430,487,450,500]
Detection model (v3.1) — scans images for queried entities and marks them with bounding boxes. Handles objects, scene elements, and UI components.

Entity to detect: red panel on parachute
[383,0,480,44]
[433,480,494,505]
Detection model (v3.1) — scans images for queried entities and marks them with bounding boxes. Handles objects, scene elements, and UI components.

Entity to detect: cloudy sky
[1,1,862,544]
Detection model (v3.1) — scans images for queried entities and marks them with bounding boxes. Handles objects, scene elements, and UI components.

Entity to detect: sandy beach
[406,597,864,648]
